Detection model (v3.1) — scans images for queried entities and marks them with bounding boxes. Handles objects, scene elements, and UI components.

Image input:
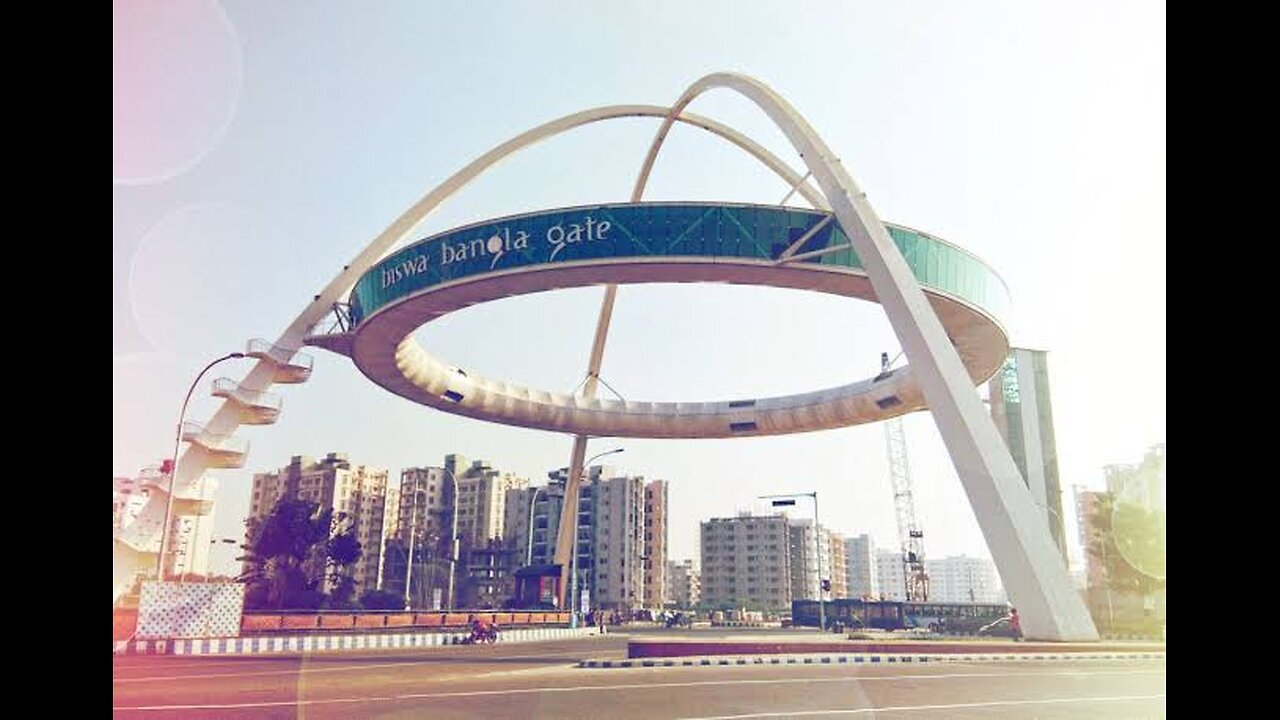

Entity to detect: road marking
[679,694,1167,718]
[113,668,1164,711]
[111,649,603,683]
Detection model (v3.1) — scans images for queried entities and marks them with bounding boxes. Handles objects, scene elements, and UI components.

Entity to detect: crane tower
[882,352,929,602]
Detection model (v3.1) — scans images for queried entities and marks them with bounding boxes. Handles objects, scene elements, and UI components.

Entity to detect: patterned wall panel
[137,581,245,639]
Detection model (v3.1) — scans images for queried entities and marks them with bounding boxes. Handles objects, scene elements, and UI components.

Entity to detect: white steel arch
[117,73,1101,643]
[113,105,829,602]
[614,72,1097,640]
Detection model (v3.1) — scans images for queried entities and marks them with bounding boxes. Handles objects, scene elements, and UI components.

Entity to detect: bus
[791,598,1014,636]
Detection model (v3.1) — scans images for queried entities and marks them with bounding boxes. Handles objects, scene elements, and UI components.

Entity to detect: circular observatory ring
[347,201,1011,439]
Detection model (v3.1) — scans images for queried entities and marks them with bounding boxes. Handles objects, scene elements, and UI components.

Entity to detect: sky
[113,0,1166,578]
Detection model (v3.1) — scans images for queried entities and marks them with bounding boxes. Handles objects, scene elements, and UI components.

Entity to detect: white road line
[680,694,1167,719]
[113,668,1164,711]
[111,650,598,683]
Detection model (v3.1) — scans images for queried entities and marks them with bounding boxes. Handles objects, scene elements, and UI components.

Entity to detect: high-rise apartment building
[115,464,217,580]
[507,466,665,612]
[700,513,792,611]
[988,347,1068,562]
[876,549,907,601]
[788,520,847,600]
[643,480,668,609]
[665,559,701,608]
[246,453,390,595]
[1104,444,1166,514]
[381,466,449,602]
[586,472,647,610]
[444,455,527,546]
[924,555,1004,604]
[504,481,559,569]
[844,534,879,599]
[442,455,527,608]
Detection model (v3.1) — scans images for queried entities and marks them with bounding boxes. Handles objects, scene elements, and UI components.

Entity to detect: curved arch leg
[638,72,1096,641]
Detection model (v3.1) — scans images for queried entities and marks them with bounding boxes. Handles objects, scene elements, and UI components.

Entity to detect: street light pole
[761,491,823,633]
[569,448,624,629]
[444,465,460,609]
[811,492,824,632]
[157,352,246,582]
[404,473,422,610]
[526,486,544,566]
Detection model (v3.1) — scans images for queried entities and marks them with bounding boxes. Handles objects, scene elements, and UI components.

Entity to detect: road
[112,632,1165,718]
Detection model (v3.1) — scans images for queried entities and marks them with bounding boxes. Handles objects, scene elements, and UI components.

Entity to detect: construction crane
[881,352,929,602]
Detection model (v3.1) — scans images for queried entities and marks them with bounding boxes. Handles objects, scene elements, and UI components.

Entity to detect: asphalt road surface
[112,633,1165,719]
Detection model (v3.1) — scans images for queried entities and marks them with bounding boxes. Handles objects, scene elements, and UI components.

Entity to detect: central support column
[554,286,619,609]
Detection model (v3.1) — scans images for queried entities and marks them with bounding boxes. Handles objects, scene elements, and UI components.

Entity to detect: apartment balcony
[246,338,314,384]
[181,421,249,468]
[212,377,282,424]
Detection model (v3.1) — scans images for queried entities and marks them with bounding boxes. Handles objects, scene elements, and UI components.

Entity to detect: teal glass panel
[349,203,1010,331]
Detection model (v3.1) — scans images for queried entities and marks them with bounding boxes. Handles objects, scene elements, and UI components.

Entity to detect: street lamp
[526,486,544,566]
[157,352,246,582]
[403,474,424,610]
[761,491,824,633]
[443,465,461,610]
[569,447,624,629]
[403,466,461,610]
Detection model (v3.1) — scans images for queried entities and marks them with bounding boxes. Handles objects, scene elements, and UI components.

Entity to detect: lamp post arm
[158,352,244,581]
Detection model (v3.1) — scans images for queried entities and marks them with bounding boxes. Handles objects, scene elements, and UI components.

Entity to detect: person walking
[1009,607,1022,641]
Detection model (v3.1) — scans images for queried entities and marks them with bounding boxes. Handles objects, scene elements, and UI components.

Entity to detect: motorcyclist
[470,617,497,643]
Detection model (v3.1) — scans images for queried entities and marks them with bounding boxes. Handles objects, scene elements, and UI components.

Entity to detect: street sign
[581,589,590,615]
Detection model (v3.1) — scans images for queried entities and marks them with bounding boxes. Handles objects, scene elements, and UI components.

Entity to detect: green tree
[241,499,363,610]
[1087,492,1166,597]
[360,589,404,610]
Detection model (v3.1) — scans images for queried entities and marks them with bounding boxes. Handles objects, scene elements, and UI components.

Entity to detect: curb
[115,626,598,656]
[578,651,1167,669]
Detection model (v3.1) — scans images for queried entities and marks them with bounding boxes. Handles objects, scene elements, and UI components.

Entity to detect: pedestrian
[598,609,606,635]
[1009,607,1022,641]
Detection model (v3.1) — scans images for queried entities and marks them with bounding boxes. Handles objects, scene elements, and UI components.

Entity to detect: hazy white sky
[113,0,1165,576]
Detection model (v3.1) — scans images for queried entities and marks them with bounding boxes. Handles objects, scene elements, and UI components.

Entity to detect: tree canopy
[241,499,363,610]
[1087,491,1166,597]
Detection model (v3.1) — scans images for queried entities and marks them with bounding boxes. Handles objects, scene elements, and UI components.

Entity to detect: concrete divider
[114,625,598,656]
[281,615,320,630]
[354,614,386,629]
[580,650,1167,669]
[113,608,139,642]
[235,610,572,635]
[318,614,355,630]
[240,615,282,632]
[628,638,1167,659]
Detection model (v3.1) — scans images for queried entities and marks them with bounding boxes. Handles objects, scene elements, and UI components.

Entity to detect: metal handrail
[246,338,314,370]
[211,378,283,411]
[180,421,250,454]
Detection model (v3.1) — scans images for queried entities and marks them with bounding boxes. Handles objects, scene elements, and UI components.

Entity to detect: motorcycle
[464,623,499,644]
